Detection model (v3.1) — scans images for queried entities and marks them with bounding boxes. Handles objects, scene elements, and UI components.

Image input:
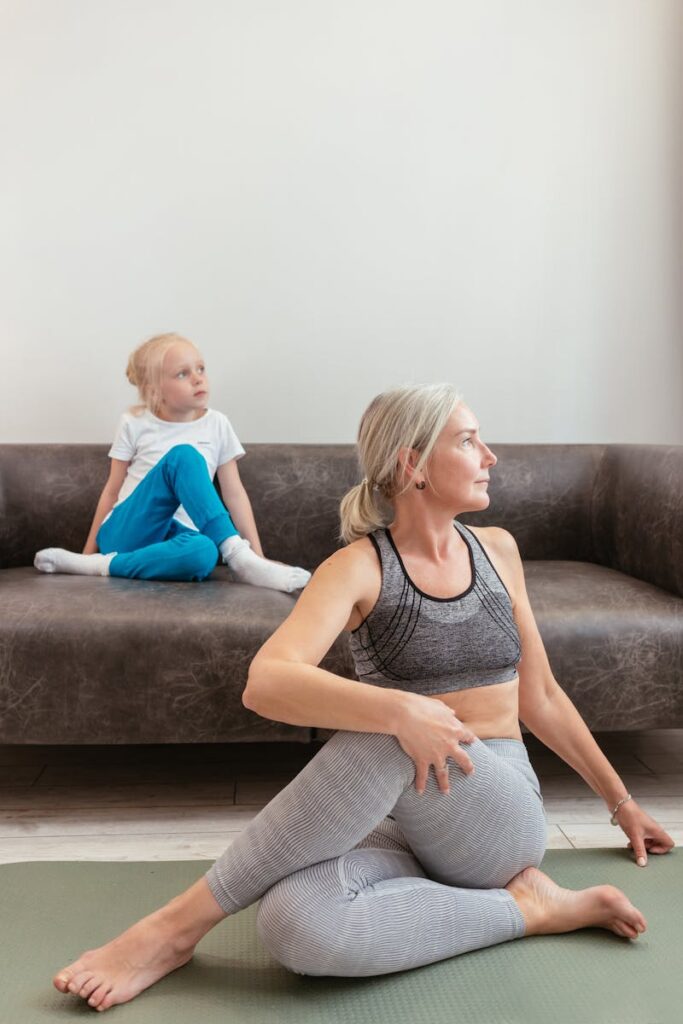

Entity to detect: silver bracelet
[610,793,633,825]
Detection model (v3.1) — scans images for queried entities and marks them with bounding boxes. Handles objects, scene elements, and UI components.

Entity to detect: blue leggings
[96,445,239,582]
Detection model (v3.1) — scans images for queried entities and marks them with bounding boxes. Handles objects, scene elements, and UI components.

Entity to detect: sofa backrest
[1,445,111,570]
[592,445,683,598]
[1,442,607,571]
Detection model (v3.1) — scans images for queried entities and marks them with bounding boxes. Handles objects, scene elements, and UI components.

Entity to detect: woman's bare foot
[52,878,226,1013]
[506,865,647,941]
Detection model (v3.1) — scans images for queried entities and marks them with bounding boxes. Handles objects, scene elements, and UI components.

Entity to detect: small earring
[415,481,426,490]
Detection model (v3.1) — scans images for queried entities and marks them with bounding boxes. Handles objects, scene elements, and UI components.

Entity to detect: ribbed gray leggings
[205,731,547,977]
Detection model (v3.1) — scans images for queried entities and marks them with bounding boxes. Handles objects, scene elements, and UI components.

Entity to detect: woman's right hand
[393,693,477,795]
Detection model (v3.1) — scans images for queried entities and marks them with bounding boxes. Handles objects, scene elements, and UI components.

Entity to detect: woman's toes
[53,971,72,993]
[88,982,111,1009]
[79,976,100,999]
[98,989,117,1012]
[68,972,90,995]
[615,902,646,939]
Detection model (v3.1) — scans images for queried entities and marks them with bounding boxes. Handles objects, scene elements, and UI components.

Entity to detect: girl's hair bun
[125,332,194,414]
[125,356,139,387]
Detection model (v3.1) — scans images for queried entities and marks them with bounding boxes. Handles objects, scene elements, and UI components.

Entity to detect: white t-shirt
[107,408,245,531]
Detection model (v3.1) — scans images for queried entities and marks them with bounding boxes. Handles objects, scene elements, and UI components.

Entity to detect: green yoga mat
[6,850,681,1024]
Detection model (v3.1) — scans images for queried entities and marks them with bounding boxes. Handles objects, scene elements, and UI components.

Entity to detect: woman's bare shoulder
[317,536,380,583]
[466,525,523,595]
[318,537,381,632]
[468,524,519,557]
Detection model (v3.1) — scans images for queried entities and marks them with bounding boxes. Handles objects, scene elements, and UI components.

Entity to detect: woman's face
[419,402,497,513]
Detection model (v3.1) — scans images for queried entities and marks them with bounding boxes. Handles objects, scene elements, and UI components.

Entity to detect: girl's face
[418,403,497,513]
[158,342,210,419]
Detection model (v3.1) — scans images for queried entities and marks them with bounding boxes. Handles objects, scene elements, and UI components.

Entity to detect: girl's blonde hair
[126,333,196,414]
[339,383,462,544]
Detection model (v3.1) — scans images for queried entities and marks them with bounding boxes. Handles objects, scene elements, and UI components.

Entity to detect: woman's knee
[527,807,548,869]
[489,794,548,886]
[258,876,362,978]
[256,879,337,976]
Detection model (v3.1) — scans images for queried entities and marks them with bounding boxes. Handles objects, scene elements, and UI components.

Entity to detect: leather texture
[0,442,681,743]
[0,566,356,744]
[521,561,683,729]
[592,445,683,599]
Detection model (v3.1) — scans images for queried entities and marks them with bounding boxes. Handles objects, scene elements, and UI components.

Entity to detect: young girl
[34,333,311,592]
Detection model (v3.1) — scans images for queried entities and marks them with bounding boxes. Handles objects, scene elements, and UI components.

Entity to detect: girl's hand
[393,694,477,794]
[615,799,676,866]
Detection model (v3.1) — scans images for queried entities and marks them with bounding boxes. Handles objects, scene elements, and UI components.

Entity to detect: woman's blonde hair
[126,333,196,414]
[339,383,462,544]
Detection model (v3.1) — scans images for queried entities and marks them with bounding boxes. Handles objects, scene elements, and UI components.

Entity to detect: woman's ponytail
[339,478,388,544]
[338,383,461,545]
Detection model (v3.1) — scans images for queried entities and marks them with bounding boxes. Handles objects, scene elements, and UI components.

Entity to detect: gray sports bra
[349,520,521,696]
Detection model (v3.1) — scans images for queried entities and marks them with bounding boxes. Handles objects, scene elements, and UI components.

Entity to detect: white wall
[2,0,681,444]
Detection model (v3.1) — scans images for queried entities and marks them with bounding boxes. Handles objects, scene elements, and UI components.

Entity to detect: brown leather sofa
[1,443,681,744]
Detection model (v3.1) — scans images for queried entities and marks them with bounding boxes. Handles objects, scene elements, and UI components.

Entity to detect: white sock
[219,536,249,561]
[34,549,115,577]
[219,537,311,593]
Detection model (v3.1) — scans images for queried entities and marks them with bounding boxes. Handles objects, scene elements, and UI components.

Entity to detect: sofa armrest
[592,445,683,598]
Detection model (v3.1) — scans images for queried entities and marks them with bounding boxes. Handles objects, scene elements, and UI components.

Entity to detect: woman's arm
[520,680,676,864]
[521,685,630,808]
[483,527,630,808]
[243,545,409,731]
[216,460,264,556]
[486,528,675,864]
[244,543,477,789]
[82,459,130,554]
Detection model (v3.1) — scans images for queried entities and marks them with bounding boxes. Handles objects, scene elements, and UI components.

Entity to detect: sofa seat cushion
[1,567,354,744]
[524,561,683,729]
[4,559,681,743]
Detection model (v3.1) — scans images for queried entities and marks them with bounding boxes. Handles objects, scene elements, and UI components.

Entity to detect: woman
[53,383,674,1012]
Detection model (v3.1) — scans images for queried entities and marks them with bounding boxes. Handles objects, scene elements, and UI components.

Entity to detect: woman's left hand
[615,798,676,866]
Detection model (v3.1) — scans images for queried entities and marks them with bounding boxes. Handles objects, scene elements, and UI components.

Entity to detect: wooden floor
[2,730,682,863]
